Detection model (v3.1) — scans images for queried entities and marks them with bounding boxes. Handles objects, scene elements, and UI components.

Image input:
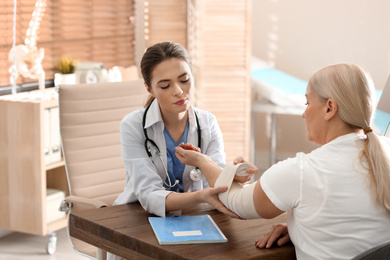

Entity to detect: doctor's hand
[175,143,209,168]
[233,156,259,183]
[199,186,242,219]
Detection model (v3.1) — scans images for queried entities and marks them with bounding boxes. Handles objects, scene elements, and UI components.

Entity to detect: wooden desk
[69,203,296,260]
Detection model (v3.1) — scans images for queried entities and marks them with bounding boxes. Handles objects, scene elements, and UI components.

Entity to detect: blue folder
[148,215,227,245]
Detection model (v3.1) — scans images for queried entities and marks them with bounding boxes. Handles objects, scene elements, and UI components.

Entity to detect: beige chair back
[58,80,147,258]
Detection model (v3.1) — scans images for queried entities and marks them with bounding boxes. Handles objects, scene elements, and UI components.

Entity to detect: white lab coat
[113,99,226,217]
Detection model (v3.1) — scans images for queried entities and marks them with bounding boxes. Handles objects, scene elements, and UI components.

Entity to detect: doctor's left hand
[199,186,242,219]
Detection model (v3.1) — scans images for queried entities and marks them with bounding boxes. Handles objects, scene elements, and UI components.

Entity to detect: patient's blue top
[163,121,189,192]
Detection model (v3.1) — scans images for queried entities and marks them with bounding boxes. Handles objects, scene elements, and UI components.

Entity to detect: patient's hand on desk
[255,223,290,249]
[233,156,259,183]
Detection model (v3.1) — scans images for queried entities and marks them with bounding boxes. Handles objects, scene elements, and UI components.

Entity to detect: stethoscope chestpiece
[190,168,202,182]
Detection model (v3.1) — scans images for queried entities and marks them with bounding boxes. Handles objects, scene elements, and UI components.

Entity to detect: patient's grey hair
[309,63,390,214]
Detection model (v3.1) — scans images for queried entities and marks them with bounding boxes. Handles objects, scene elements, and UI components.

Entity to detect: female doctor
[113,41,238,218]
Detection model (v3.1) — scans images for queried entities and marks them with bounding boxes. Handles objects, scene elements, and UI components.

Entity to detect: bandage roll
[215,162,261,219]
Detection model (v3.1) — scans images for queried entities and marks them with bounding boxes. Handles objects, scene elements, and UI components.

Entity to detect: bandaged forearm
[214,162,261,219]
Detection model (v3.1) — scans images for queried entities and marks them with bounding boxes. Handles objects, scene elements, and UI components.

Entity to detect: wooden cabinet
[0,89,68,236]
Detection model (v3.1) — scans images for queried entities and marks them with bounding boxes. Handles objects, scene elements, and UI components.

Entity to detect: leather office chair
[58,80,147,259]
[351,241,390,260]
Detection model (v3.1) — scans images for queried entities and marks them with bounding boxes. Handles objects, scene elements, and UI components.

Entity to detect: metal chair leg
[97,248,107,260]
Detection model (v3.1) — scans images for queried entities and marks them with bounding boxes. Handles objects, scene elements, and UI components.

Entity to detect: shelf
[0,90,68,236]
[46,160,65,171]
[47,215,68,232]
[0,88,58,109]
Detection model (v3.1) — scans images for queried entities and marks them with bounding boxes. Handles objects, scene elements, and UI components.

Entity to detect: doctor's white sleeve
[203,111,226,168]
[113,113,171,217]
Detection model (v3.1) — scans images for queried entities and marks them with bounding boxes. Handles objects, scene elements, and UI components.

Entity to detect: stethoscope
[142,100,202,189]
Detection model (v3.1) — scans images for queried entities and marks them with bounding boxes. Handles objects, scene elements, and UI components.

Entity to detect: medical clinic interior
[1,0,390,259]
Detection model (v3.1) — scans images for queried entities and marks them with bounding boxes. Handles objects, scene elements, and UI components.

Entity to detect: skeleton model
[9,0,47,90]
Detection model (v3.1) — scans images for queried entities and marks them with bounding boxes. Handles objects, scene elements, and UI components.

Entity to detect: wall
[252,0,390,170]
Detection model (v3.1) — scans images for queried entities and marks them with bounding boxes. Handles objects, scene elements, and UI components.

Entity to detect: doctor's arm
[165,186,240,218]
[175,147,284,219]
[162,146,238,217]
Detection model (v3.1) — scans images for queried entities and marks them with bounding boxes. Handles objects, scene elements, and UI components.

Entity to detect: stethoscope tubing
[142,100,202,189]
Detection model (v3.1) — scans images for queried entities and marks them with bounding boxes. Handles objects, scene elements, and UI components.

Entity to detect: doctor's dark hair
[140,41,192,107]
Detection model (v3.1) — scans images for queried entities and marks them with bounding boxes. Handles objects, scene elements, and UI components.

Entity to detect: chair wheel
[46,233,57,255]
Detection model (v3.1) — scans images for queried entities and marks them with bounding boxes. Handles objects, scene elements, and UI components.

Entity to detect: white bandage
[215,162,261,219]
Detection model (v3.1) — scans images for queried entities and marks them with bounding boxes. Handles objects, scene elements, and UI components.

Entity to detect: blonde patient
[175,63,390,260]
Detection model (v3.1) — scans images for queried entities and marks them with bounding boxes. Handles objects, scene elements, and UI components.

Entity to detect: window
[0,0,136,89]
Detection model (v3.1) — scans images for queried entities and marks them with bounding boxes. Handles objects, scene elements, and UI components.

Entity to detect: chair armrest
[59,195,107,212]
